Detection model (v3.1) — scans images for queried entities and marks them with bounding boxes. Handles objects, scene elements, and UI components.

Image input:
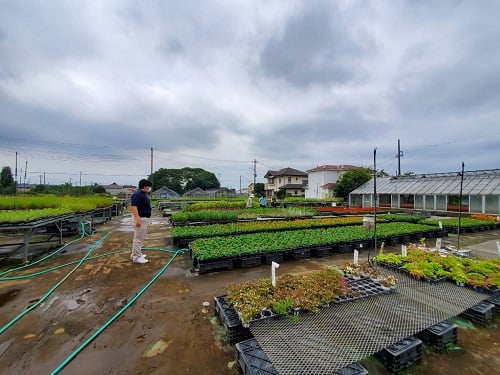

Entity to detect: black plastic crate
[337,243,353,253]
[263,252,284,265]
[485,295,500,315]
[333,362,368,375]
[291,248,311,260]
[461,301,495,326]
[312,245,332,257]
[235,339,279,375]
[239,255,262,268]
[416,320,458,351]
[194,256,234,273]
[376,336,423,373]
[214,296,253,345]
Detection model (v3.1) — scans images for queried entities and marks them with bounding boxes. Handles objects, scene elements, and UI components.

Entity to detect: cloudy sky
[1,0,499,189]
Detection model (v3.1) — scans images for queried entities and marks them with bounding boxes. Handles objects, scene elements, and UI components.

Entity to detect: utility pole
[150,147,153,176]
[397,139,403,176]
[253,159,257,186]
[14,152,18,210]
[457,162,465,250]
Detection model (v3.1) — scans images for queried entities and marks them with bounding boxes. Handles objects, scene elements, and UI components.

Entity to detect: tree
[333,167,372,201]
[149,167,220,194]
[254,183,265,197]
[0,166,16,194]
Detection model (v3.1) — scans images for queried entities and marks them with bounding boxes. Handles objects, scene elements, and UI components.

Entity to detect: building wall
[350,192,500,215]
[265,175,308,193]
[305,170,343,199]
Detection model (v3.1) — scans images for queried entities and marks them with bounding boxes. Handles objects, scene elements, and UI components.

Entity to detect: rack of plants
[214,296,253,345]
[194,256,234,274]
[239,255,263,268]
[460,301,495,326]
[376,336,423,373]
[416,320,458,352]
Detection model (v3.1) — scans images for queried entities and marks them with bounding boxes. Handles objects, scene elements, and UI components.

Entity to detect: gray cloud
[259,1,372,87]
[0,0,498,187]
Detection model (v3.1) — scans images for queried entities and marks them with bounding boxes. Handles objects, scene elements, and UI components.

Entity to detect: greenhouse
[349,169,500,215]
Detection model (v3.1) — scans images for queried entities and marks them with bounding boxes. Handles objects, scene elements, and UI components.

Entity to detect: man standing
[130,179,153,264]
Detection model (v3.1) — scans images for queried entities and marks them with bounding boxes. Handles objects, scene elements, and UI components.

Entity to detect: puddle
[0,288,21,306]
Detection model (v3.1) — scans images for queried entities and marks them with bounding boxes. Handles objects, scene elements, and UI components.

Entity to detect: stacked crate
[461,301,495,326]
[376,336,423,373]
[485,295,500,316]
[214,295,253,345]
[416,320,458,351]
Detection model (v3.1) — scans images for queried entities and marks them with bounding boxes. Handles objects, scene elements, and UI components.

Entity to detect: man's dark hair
[138,179,153,189]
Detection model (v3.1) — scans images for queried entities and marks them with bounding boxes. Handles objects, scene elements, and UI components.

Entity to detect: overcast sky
[1,0,499,189]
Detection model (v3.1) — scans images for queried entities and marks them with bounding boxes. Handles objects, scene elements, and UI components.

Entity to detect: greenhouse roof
[350,169,500,195]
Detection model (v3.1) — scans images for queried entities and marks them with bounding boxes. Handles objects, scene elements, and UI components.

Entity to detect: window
[288,177,292,183]
[269,178,274,184]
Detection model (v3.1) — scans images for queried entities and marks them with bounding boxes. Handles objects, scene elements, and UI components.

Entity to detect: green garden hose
[0,222,186,374]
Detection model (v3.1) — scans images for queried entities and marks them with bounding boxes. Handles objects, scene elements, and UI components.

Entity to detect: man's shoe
[130,254,147,261]
[133,256,148,264]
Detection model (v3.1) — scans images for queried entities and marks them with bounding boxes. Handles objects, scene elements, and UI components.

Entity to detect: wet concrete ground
[0,212,498,375]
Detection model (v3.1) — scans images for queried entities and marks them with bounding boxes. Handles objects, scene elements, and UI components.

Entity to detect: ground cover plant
[421,217,497,229]
[226,267,349,324]
[171,207,317,224]
[0,195,115,223]
[375,247,500,290]
[172,216,364,241]
[316,207,374,214]
[190,222,438,260]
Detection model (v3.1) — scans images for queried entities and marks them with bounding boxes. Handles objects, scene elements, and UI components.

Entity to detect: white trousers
[132,217,150,260]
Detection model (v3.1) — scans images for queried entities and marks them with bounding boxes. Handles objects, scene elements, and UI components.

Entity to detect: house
[182,187,236,198]
[101,183,136,196]
[305,164,359,199]
[151,186,180,199]
[264,167,308,197]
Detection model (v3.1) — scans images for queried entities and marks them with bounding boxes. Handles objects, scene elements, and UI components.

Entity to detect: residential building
[101,183,136,196]
[305,164,359,199]
[264,167,308,197]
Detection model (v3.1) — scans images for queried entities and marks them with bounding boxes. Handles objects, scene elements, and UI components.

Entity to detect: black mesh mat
[249,269,489,375]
